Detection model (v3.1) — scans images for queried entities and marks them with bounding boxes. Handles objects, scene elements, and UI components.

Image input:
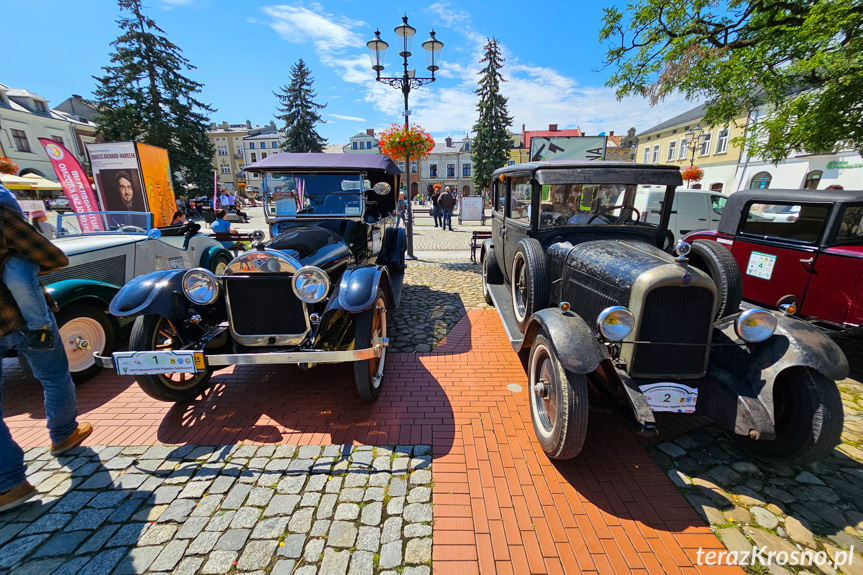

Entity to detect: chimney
[549,124,558,131]
[246,120,251,129]
[445,137,452,147]
[609,131,614,137]
[220,121,228,129]
[366,128,375,136]
[72,94,82,100]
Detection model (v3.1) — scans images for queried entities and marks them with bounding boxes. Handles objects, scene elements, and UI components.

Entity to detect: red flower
[0,157,18,176]
[681,166,704,183]
[378,123,435,162]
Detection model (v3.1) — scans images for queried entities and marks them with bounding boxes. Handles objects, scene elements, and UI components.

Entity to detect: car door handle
[698,218,707,221]
[800,257,815,267]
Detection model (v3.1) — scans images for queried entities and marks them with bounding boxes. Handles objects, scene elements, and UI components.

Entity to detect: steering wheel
[587,205,640,224]
[120,226,148,233]
[323,195,347,214]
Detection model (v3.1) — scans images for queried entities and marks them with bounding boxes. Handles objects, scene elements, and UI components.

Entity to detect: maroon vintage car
[685,188,863,332]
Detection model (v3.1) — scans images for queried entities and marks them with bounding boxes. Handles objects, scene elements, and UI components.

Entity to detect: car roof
[245,153,401,175]
[494,160,681,175]
[719,188,863,235]
[494,161,683,186]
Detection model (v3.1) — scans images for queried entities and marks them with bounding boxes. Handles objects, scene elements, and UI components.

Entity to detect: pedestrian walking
[0,202,93,512]
[396,191,407,228]
[438,186,455,231]
[431,185,442,228]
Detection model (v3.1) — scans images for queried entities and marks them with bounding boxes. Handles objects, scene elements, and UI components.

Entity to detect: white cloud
[427,3,471,28]
[261,4,365,56]
[330,113,366,122]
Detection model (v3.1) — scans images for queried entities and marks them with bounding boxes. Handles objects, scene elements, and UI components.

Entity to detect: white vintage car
[19,212,233,383]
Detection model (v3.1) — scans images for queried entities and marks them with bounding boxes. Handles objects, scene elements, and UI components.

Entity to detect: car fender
[328,265,394,313]
[199,245,233,271]
[517,308,610,374]
[46,279,120,309]
[709,312,849,422]
[377,226,406,271]
[480,238,494,264]
[108,269,188,320]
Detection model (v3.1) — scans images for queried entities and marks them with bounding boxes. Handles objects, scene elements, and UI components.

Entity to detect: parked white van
[636,188,728,242]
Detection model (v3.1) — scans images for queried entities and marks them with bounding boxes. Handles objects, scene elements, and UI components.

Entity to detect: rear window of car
[835,204,863,244]
[740,202,829,244]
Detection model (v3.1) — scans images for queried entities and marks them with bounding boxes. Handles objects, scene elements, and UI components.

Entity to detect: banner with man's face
[86,142,147,213]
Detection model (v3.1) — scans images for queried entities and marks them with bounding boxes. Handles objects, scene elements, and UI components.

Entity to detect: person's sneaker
[0,481,37,513]
[27,328,55,351]
[50,422,93,456]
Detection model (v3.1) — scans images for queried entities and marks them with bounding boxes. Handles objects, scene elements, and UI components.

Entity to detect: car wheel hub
[60,317,106,373]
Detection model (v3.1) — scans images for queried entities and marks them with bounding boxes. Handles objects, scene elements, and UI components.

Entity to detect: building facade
[243,128,284,193]
[636,104,747,193]
[0,83,98,180]
[419,136,474,198]
[346,129,380,154]
[207,121,281,194]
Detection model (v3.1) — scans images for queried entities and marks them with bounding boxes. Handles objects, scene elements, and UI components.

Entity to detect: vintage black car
[481,161,847,465]
[95,154,406,402]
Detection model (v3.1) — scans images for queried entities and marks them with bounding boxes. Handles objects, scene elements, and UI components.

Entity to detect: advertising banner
[530,136,607,162]
[86,142,147,213]
[38,138,103,232]
[136,143,176,226]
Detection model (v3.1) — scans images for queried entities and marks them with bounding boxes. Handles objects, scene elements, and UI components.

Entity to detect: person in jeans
[0,202,93,512]
[396,191,407,228]
[431,186,442,228]
[438,186,455,231]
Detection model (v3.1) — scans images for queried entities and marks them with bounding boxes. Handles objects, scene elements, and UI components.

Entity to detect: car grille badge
[252,258,266,268]
[681,272,692,285]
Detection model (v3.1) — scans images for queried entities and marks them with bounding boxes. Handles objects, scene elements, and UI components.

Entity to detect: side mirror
[147,228,162,240]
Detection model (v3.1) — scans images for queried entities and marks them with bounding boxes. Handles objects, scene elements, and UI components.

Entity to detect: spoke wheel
[212,255,230,277]
[130,314,212,402]
[509,239,549,332]
[354,290,388,401]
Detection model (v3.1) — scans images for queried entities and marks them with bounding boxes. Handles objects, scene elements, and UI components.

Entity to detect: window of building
[750,172,772,189]
[220,164,231,174]
[398,161,404,171]
[464,141,470,151]
[272,142,278,149]
[678,138,688,160]
[462,163,471,177]
[699,131,712,156]
[507,160,515,166]
[667,140,677,161]
[217,146,228,156]
[11,129,30,152]
[710,183,724,192]
[411,160,417,173]
[803,170,823,190]
[50,135,64,145]
[715,128,729,154]
[429,164,437,178]
[34,100,47,113]
[352,142,358,150]
[251,153,257,162]
[249,142,255,149]
[651,145,660,163]
[262,152,267,160]
[643,147,650,163]
[447,163,455,178]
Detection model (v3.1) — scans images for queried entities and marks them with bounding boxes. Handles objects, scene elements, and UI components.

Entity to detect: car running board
[390,270,404,308]
[487,283,524,350]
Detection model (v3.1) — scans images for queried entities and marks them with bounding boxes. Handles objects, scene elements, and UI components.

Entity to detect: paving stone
[304,538,324,562]
[344,474,368,488]
[317,493,338,519]
[76,524,120,554]
[289,507,314,533]
[19,512,72,535]
[762,485,796,504]
[328,521,358,548]
[256,470,282,488]
[0,533,50,568]
[31,530,89,557]
[238,539,278,571]
[188,531,220,554]
[246,486,275,507]
[106,523,149,548]
[388,478,407,497]
[305,474,327,492]
[0,524,25,547]
[103,456,135,470]
[717,527,751,556]
[320,547,351,575]
[404,524,432,538]
[206,510,236,531]
[65,508,111,531]
[264,494,301,517]
[173,556,205,575]
[230,506,261,529]
[685,494,725,526]
[221,483,252,509]
[11,558,66,575]
[723,506,751,525]
[734,486,767,507]
[667,469,690,487]
[388,496,405,515]
[403,503,432,523]
[407,487,431,503]
[410,470,432,485]
[151,485,183,505]
[357,526,380,552]
[335,503,360,520]
[743,526,801,557]
[279,533,306,558]
[78,472,113,490]
[252,516,289,539]
[301,491,322,508]
[657,442,687,458]
[364,487,385,503]
[379,540,403,569]
[311,519,332,537]
[326,477,343,493]
[751,506,780,530]
[208,475,235,495]
[157,498,196,523]
[277,475,306,494]
[132,476,164,496]
[215,528,251,551]
[194,464,223,480]
[138,523,177,546]
[369,473,390,488]
[785,516,818,549]
[272,558,297,575]
[340,488,364,502]
[97,446,125,460]
[178,480,212,499]
[287,459,314,473]
[233,445,259,459]
[405,537,432,564]
[114,545,162,574]
[348,550,375,575]
[191,494,223,517]
[795,471,825,485]
[362,501,383,526]
[51,491,96,513]
[176,516,209,539]
[81,547,127,575]
[382,517,402,544]
[200,550,237,574]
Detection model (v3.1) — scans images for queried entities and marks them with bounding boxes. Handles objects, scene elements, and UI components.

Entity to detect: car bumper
[94,340,386,373]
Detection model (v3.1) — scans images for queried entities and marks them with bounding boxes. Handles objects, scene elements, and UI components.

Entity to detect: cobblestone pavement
[0,444,433,575]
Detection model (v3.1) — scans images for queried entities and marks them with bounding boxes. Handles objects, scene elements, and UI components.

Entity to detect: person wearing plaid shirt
[0,204,93,512]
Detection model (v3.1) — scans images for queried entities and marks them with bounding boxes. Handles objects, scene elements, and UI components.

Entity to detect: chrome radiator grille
[630,286,714,378]
[42,255,126,287]
[224,276,307,338]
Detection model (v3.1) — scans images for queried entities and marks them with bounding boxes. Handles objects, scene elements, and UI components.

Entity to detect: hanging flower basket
[681,166,704,184]
[378,123,435,164]
[0,157,18,175]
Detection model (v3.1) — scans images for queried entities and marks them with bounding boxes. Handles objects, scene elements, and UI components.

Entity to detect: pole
[403,52,415,259]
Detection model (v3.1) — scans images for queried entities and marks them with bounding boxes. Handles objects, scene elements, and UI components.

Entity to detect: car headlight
[735,309,777,342]
[292,266,330,303]
[182,269,219,305]
[597,306,634,341]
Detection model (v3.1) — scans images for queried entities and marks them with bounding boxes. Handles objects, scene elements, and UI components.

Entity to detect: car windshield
[56,211,153,236]
[539,184,646,228]
[264,173,364,218]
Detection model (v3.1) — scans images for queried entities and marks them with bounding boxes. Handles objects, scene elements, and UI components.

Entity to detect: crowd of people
[174,190,253,223]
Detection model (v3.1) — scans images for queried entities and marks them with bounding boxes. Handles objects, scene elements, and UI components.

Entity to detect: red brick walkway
[4,310,741,575]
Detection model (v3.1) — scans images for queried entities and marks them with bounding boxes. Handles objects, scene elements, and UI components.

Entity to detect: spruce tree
[93,0,215,194]
[472,38,513,193]
[275,60,327,153]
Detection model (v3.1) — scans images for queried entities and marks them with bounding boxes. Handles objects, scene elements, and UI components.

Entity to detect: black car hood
[265,223,354,269]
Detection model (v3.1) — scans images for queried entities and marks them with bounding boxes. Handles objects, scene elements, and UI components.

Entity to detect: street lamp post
[367,16,443,259]
[684,127,706,168]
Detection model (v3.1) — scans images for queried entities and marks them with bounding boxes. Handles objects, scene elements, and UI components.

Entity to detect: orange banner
[136,143,176,226]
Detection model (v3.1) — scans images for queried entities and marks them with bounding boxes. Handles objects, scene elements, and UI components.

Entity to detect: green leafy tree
[93,0,215,194]
[472,38,514,193]
[275,60,327,153]
[600,0,863,163]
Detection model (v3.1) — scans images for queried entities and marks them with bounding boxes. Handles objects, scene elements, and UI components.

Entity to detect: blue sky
[2,0,691,143]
